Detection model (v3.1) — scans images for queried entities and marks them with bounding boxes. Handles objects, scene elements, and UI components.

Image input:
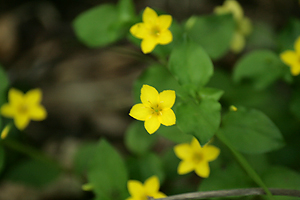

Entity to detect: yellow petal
[28,105,47,121]
[195,161,210,178]
[177,160,195,175]
[294,36,300,53]
[153,192,167,198]
[1,104,15,117]
[127,180,145,197]
[238,17,252,36]
[130,23,148,39]
[190,137,202,152]
[280,50,298,66]
[230,32,245,53]
[1,125,11,139]
[143,7,158,25]
[14,114,30,130]
[144,115,160,134]
[202,145,220,162]
[157,15,172,30]
[129,103,152,121]
[173,143,193,160]
[144,176,160,195]
[290,64,300,76]
[224,0,243,21]
[159,109,176,126]
[157,30,173,45]
[159,90,175,109]
[9,88,24,105]
[140,85,159,107]
[24,88,42,106]
[141,37,157,54]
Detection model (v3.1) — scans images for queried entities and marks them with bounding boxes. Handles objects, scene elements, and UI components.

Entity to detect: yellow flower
[1,124,11,139]
[130,7,173,54]
[214,0,252,53]
[174,138,220,178]
[280,36,300,76]
[229,105,237,111]
[0,88,47,130]
[127,176,166,200]
[129,85,176,134]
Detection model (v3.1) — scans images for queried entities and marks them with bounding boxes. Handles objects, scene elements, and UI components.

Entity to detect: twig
[148,188,300,200]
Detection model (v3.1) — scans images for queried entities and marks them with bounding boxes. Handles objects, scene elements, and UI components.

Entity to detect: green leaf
[218,108,284,154]
[73,4,124,47]
[185,14,235,60]
[127,153,165,184]
[169,42,214,91]
[88,139,128,200]
[233,50,285,90]
[0,146,5,174]
[125,121,157,155]
[157,125,193,144]
[117,0,135,23]
[197,87,224,101]
[278,18,300,52]
[290,88,300,120]
[73,142,97,175]
[175,99,221,145]
[0,64,9,106]
[5,159,60,187]
[262,166,300,200]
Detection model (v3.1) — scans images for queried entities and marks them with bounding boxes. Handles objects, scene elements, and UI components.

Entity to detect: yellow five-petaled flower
[0,88,47,130]
[280,36,300,76]
[130,7,173,54]
[126,176,166,200]
[174,138,220,178]
[129,85,176,134]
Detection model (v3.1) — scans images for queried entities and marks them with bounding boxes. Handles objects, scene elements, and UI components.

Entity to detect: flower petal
[143,7,158,25]
[1,104,15,117]
[177,160,195,175]
[157,30,173,45]
[159,109,176,126]
[194,161,210,178]
[174,143,193,160]
[127,180,145,197]
[190,138,202,152]
[224,0,244,21]
[157,15,172,30]
[129,103,152,121]
[294,36,300,53]
[230,31,245,53]
[159,90,175,109]
[280,50,298,66]
[239,17,252,36]
[130,23,148,39]
[153,192,167,198]
[144,176,160,195]
[14,114,30,130]
[9,88,24,105]
[144,115,160,134]
[141,37,158,54]
[140,85,159,107]
[28,105,47,121]
[202,145,220,162]
[24,88,42,105]
[290,64,300,76]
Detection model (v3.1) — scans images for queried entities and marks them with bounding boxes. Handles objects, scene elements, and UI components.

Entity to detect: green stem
[216,133,274,200]
[1,139,65,171]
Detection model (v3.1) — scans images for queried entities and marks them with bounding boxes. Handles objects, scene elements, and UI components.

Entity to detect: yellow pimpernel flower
[0,88,47,130]
[127,176,166,200]
[214,0,252,53]
[130,7,173,54]
[280,36,300,76]
[174,138,220,178]
[129,85,176,134]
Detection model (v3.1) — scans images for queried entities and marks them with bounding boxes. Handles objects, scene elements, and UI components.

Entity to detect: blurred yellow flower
[229,105,238,111]
[129,85,176,134]
[174,138,220,178]
[0,88,47,130]
[126,176,166,200]
[214,0,252,53]
[1,124,11,139]
[130,7,173,54]
[280,36,300,76]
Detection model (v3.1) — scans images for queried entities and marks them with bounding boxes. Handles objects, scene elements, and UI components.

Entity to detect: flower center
[151,26,161,37]
[151,104,162,116]
[192,152,203,164]
[18,104,29,115]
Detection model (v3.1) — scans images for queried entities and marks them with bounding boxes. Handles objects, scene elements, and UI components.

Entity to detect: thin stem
[149,188,300,200]
[216,133,274,200]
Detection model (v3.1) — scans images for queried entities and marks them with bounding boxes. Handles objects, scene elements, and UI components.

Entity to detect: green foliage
[0,64,8,107]
[87,139,128,200]
[233,50,285,90]
[4,159,60,187]
[157,125,193,144]
[0,146,5,174]
[185,14,235,60]
[73,142,98,175]
[277,18,300,52]
[290,88,300,120]
[218,108,284,154]
[125,121,157,155]
[175,99,221,145]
